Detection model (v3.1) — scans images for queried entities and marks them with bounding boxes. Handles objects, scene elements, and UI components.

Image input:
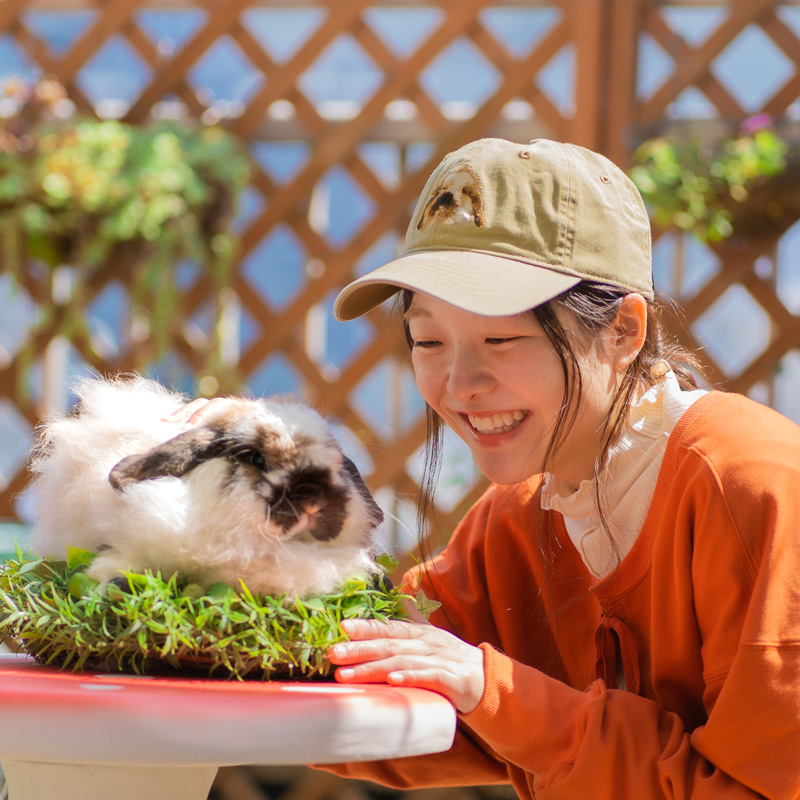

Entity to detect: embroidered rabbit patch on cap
[417,164,485,230]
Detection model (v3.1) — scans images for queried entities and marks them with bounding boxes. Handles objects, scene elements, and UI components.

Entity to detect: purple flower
[740,113,772,134]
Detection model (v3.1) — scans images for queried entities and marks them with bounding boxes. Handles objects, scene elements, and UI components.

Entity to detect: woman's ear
[609,293,648,370]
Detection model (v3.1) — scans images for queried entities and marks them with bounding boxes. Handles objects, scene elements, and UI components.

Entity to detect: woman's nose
[446,349,494,401]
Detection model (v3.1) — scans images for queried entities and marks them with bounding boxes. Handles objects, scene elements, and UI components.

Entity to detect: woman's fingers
[162,397,210,424]
[385,668,470,698]
[329,621,427,670]
[329,632,427,666]
[328,619,485,713]
[341,618,420,640]
[161,397,233,428]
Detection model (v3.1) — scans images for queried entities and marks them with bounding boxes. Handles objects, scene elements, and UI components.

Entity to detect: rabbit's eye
[236,449,267,470]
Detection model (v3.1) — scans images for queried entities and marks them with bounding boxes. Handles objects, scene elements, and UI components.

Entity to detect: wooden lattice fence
[2,2,800,800]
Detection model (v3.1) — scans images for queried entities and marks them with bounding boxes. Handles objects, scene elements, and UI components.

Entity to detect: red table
[0,653,457,800]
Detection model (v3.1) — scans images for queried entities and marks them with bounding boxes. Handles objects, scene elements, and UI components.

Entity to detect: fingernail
[337,668,355,681]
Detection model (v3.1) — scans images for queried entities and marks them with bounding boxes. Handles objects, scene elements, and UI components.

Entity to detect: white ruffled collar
[541,367,707,577]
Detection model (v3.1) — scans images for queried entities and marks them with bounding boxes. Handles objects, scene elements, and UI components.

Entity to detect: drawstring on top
[595,613,641,694]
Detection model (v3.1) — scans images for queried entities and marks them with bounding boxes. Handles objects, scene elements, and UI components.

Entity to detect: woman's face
[406,293,622,488]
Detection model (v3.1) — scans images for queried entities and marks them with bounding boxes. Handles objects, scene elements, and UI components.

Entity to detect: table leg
[1,760,218,800]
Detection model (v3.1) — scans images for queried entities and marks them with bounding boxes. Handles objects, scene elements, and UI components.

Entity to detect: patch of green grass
[0,546,409,680]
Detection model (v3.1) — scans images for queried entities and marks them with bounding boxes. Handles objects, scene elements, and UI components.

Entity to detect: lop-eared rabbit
[30,376,385,598]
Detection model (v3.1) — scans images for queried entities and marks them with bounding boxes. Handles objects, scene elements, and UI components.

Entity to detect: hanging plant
[0,78,252,386]
[628,117,795,242]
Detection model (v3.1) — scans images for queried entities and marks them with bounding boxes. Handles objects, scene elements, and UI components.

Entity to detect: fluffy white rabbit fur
[30,375,386,598]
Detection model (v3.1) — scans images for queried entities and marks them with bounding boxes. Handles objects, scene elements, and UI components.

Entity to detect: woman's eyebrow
[402,307,433,322]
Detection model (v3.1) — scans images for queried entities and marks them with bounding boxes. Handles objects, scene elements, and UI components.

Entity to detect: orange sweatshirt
[326,391,800,799]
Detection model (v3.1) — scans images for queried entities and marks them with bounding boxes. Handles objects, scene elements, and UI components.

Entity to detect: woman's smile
[465,410,529,435]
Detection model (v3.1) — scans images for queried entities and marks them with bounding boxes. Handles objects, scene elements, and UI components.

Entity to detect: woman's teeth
[468,410,527,434]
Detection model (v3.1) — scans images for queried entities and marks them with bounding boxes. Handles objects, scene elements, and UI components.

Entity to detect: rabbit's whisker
[380,507,415,541]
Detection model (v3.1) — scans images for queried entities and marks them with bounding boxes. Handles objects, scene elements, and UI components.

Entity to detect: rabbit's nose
[269,490,321,528]
[267,489,346,542]
[269,492,297,524]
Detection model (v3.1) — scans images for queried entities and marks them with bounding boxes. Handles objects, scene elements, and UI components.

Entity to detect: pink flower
[740,113,772,134]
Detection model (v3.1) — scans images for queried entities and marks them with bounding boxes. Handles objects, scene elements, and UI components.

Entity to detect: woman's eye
[486,337,520,345]
[412,339,441,349]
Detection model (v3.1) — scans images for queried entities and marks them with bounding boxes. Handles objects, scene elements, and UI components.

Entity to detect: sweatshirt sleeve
[316,723,509,789]
[460,647,787,799]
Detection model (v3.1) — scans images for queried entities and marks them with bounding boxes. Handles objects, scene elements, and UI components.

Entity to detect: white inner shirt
[541,367,707,579]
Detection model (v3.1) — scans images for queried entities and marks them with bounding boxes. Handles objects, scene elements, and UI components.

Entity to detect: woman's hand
[327,617,485,713]
[161,397,230,429]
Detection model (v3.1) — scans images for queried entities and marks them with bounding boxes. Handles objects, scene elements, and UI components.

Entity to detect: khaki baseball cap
[334,138,653,321]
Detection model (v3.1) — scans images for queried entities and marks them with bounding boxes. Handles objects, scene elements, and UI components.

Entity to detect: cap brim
[334,250,582,321]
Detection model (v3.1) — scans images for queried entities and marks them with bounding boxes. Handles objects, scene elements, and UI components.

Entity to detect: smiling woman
[313,137,800,800]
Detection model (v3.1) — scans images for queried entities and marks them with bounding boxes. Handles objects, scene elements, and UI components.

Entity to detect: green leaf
[17,558,47,575]
[375,553,399,574]
[412,589,442,620]
[204,581,236,599]
[67,546,97,572]
[68,572,99,600]
[19,559,67,580]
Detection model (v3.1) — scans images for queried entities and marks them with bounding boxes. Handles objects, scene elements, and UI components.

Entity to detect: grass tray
[0,546,410,680]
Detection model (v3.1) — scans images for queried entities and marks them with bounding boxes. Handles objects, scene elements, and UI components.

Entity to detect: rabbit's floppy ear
[340,455,384,528]
[109,427,227,491]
